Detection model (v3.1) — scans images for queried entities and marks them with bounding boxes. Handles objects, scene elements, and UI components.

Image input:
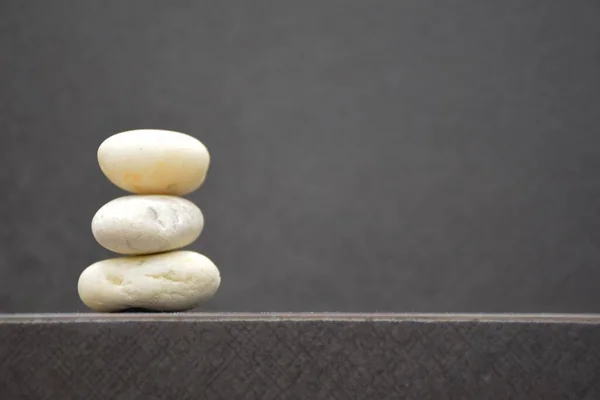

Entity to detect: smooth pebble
[78,251,220,312]
[98,129,210,195]
[92,195,204,255]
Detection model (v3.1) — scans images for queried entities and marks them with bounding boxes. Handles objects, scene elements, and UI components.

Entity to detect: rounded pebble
[78,251,221,312]
[92,195,204,255]
[97,129,210,195]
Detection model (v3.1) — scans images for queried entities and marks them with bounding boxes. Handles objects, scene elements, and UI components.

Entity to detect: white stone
[97,129,210,195]
[92,195,204,255]
[78,251,221,312]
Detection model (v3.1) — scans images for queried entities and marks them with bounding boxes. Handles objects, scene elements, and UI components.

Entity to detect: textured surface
[1,1,600,313]
[1,313,600,399]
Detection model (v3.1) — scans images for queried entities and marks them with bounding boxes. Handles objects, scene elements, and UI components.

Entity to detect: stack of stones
[78,129,221,312]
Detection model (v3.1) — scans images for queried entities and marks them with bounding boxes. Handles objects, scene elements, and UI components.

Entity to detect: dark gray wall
[1,1,599,313]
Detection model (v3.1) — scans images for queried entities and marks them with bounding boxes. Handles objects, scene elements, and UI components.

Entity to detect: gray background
[0,1,599,313]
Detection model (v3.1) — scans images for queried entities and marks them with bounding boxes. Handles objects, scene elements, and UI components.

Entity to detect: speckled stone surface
[0,313,599,399]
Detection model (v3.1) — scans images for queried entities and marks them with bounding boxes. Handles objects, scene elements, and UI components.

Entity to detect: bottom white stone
[78,250,220,312]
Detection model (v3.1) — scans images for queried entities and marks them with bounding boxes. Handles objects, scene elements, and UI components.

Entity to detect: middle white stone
[92,195,204,255]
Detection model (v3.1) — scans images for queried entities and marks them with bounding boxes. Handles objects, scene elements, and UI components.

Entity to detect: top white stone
[97,129,210,195]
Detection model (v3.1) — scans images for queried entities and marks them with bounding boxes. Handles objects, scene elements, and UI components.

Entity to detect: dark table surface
[1,313,599,399]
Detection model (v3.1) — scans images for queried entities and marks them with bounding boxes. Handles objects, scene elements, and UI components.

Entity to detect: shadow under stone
[115,308,173,313]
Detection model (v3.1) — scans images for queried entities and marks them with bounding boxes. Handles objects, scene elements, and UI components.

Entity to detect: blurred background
[0,1,599,313]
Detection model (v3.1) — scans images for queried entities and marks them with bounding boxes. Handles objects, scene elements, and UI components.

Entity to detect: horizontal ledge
[1,312,600,324]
